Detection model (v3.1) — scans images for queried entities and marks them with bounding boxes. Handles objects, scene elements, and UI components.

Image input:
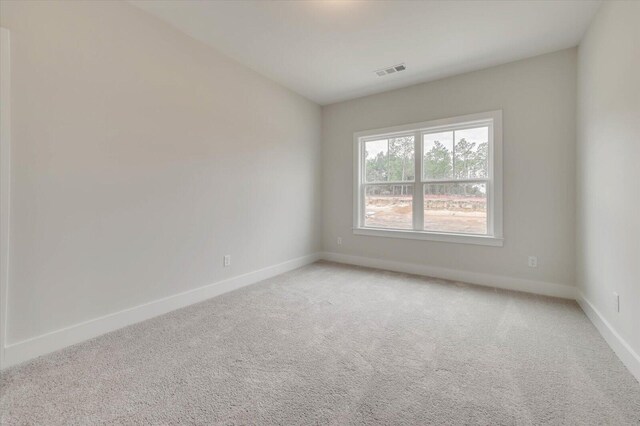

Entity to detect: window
[353,111,503,246]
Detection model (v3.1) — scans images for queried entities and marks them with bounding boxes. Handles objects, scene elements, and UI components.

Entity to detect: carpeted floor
[1,261,639,425]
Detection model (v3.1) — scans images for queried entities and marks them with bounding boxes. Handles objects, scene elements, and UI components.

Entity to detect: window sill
[352,227,504,247]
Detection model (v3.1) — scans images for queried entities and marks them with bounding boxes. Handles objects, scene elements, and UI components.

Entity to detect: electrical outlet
[613,292,620,313]
[223,255,231,267]
[528,256,538,268]
[337,237,342,245]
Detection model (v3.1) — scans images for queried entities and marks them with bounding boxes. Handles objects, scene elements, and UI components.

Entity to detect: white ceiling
[130,0,601,105]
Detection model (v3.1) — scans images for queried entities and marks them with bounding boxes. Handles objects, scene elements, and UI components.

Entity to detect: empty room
[0,0,639,424]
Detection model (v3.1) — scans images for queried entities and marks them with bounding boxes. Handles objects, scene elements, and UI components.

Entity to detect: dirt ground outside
[365,195,487,234]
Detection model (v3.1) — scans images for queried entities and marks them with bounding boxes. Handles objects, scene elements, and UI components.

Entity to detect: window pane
[423,131,453,180]
[365,184,413,229]
[424,183,487,234]
[365,136,415,183]
[388,136,415,181]
[364,139,388,182]
[454,127,488,179]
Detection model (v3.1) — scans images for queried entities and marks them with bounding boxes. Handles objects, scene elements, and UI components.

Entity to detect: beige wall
[322,49,577,288]
[577,1,640,358]
[0,0,322,343]
[5,0,635,369]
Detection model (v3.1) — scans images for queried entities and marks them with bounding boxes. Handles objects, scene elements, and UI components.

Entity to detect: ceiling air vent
[375,63,406,77]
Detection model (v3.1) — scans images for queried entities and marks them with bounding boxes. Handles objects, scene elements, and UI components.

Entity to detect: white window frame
[353,110,503,247]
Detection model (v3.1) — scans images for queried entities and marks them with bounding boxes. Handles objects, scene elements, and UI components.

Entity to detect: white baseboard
[577,293,640,383]
[321,252,577,300]
[2,253,321,370]
[6,250,637,387]
[321,252,640,382]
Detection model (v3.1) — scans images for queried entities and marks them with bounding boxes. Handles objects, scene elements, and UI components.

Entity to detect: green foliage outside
[451,139,488,180]
[423,140,452,179]
[365,136,415,183]
[365,134,488,197]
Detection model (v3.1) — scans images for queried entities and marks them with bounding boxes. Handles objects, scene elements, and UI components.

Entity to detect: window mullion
[452,129,456,179]
[359,139,366,228]
[487,122,494,236]
[413,131,423,231]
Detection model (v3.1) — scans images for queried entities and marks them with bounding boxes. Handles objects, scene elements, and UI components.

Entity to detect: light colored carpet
[1,261,639,425]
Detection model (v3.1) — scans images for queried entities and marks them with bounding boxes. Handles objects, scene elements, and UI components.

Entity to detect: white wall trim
[4,250,638,386]
[352,110,504,245]
[352,228,504,247]
[321,251,577,299]
[0,27,11,371]
[2,253,321,369]
[322,252,640,382]
[577,292,640,383]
